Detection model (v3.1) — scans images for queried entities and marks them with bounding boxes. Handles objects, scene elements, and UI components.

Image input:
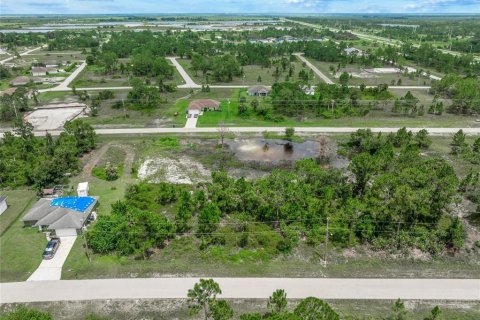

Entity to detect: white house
[0,196,7,216]
[77,182,89,197]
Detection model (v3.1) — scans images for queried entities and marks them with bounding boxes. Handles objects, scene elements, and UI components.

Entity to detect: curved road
[1,278,479,303]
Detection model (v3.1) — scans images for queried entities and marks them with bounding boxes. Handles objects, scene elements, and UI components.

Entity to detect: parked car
[42,238,61,260]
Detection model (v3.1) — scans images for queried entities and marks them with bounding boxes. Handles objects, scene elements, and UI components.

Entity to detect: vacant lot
[60,135,480,281]
[307,59,433,86]
[178,58,311,86]
[1,299,478,320]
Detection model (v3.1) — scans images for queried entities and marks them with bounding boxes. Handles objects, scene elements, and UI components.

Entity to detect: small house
[45,60,59,68]
[187,99,221,117]
[10,76,30,86]
[31,67,47,76]
[0,196,7,216]
[22,196,98,237]
[248,85,270,97]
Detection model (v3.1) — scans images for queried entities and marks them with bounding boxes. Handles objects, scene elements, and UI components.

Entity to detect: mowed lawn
[0,190,46,282]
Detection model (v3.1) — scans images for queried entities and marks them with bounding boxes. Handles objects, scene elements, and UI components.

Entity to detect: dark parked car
[42,238,61,260]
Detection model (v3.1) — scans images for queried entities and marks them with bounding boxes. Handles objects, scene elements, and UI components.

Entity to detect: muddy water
[226,139,318,162]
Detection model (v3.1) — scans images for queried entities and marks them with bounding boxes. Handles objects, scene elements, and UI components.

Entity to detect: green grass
[0,217,46,282]
[0,189,36,236]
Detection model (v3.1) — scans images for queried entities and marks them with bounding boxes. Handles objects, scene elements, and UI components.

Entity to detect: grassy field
[70,61,185,88]
[0,190,45,282]
[177,58,311,86]
[1,299,478,320]
[0,190,36,236]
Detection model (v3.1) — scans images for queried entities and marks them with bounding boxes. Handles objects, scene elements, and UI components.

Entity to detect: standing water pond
[225,138,348,168]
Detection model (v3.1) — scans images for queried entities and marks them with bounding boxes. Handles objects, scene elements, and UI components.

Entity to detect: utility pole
[122,98,126,119]
[324,217,329,268]
[83,232,91,263]
[12,100,18,118]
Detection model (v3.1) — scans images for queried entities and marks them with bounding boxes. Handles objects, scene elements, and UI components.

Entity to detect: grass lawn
[0,190,46,282]
[0,189,36,236]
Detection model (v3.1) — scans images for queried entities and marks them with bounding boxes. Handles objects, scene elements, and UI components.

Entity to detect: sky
[1,0,479,15]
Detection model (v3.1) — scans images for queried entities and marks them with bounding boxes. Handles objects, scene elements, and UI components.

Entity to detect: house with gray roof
[22,196,98,237]
[247,85,270,97]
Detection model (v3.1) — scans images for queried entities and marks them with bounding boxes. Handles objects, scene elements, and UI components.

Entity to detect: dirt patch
[138,156,211,184]
[25,103,88,130]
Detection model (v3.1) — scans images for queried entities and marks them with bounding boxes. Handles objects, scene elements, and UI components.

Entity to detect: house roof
[23,197,98,230]
[188,99,221,111]
[0,87,17,97]
[0,196,7,203]
[10,76,30,85]
[248,85,270,94]
[32,67,47,73]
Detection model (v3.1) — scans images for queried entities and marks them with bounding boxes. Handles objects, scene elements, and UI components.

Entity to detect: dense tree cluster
[47,30,100,50]
[0,120,95,189]
[430,75,480,115]
[87,200,174,257]
[269,82,392,118]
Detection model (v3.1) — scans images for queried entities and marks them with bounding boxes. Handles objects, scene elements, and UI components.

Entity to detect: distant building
[0,196,7,216]
[248,85,270,97]
[9,76,30,86]
[344,47,362,55]
[45,60,59,68]
[46,67,60,74]
[32,67,47,76]
[187,99,221,117]
[302,85,315,96]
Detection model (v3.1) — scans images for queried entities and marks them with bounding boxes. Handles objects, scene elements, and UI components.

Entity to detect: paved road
[2,127,478,139]
[0,45,45,65]
[167,57,201,89]
[294,53,334,84]
[1,278,478,303]
[38,61,87,93]
[27,237,77,282]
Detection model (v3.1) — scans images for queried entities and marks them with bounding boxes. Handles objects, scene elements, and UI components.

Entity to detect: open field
[177,58,312,86]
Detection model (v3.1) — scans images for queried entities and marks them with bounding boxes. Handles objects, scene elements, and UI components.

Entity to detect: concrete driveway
[27,236,77,281]
[184,116,198,128]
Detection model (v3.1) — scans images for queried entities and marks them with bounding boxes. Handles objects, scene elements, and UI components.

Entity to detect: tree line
[0,120,96,190]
